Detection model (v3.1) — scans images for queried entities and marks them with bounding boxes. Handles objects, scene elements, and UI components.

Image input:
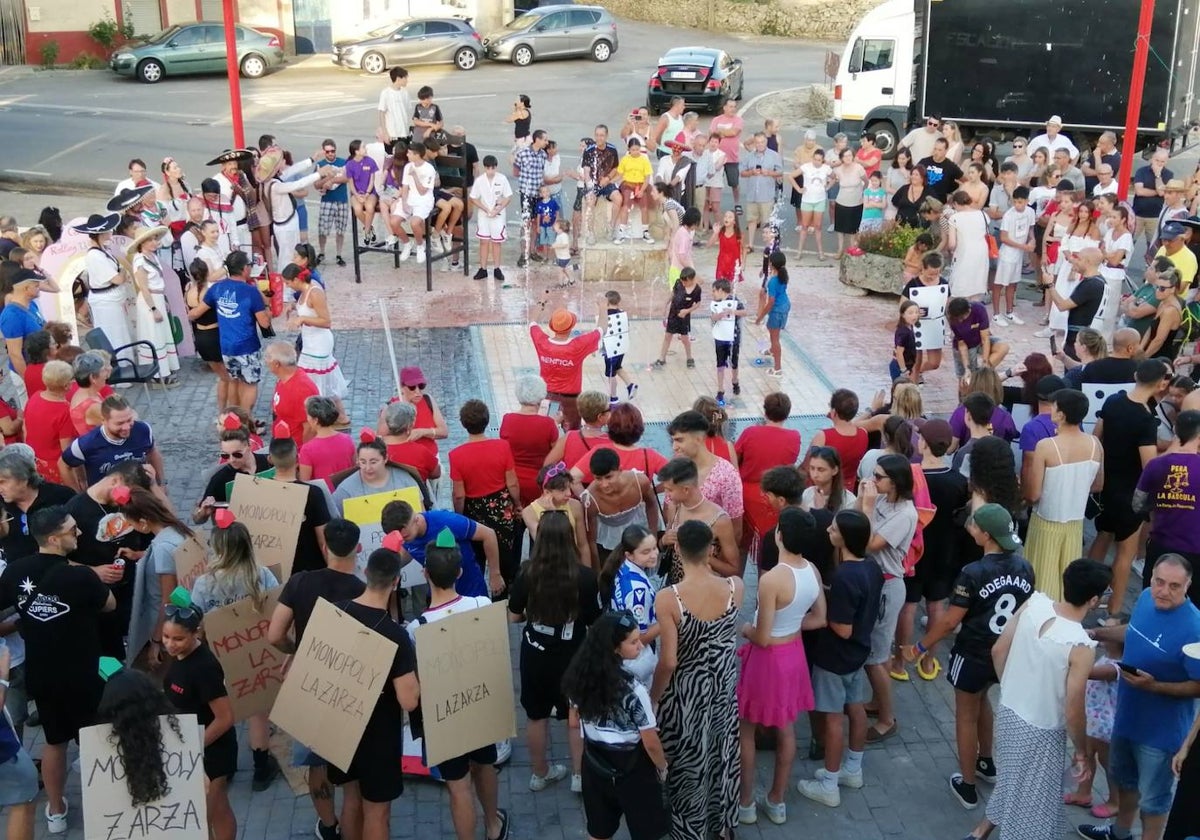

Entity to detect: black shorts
[434,189,454,204]
[435,743,498,782]
[715,340,737,369]
[1095,489,1144,541]
[665,314,691,336]
[581,744,670,840]
[519,639,572,721]
[193,326,222,364]
[604,354,625,377]
[947,650,997,694]
[573,187,585,213]
[327,722,404,803]
[205,731,238,781]
[906,544,956,603]
[31,683,101,746]
[834,203,864,234]
[723,162,740,189]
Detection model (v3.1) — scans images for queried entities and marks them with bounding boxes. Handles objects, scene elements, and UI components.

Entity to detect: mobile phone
[211,502,231,509]
[1049,335,1058,357]
[538,399,560,417]
[1116,661,1140,675]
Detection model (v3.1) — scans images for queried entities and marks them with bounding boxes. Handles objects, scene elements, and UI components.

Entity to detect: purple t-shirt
[950,301,990,350]
[948,404,1019,444]
[1018,413,1056,453]
[1136,452,1200,554]
[345,156,378,195]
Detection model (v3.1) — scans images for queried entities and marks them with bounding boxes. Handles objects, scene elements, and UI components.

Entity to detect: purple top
[948,404,1019,444]
[950,301,990,350]
[1136,453,1200,554]
[894,325,917,371]
[1019,413,1056,453]
[346,156,378,195]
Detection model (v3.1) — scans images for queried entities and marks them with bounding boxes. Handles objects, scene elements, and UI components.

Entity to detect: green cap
[434,527,456,549]
[970,503,1021,552]
[168,586,192,608]
[98,656,123,681]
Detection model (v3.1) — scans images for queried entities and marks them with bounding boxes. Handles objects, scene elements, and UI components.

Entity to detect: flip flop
[865,721,898,744]
[1063,793,1093,808]
[888,667,910,682]
[917,656,942,681]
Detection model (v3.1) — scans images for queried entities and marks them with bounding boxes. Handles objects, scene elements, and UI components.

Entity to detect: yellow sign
[342,488,425,588]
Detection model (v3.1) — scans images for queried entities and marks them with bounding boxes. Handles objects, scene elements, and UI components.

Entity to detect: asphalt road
[0,20,833,192]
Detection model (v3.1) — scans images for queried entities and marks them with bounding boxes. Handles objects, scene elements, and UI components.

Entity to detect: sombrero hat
[71,213,121,235]
[665,139,688,152]
[1177,215,1200,232]
[106,185,154,213]
[206,148,254,166]
[125,225,169,257]
[255,148,284,183]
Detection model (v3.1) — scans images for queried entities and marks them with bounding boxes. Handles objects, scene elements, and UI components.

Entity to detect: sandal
[1063,793,1093,808]
[888,666,910,682]
[916,656,941,681]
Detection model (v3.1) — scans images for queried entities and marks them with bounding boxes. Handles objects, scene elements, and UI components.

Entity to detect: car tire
[866,120,900,159]
[454,47,478,71]
[137,59,164,84]
[592,40,612,62]
[362,51,386,74]
[512,45,534,66]
[240,54,267,79]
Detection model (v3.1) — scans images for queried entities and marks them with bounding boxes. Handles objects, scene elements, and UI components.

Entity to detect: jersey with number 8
[948,552,1036,661]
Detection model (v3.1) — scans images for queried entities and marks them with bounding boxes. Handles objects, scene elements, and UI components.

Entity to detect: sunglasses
[324,148,337,153]
[927,121,940,127]
[218,451,247,461]
[1013,143,1026,149]
[615,610,637,632]
[404,383,427,391]
[1155,284,1177,291]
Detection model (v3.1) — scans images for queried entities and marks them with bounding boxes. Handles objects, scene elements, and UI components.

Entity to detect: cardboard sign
[224,467,277,500]
[269,598,399,772]
[202,587,285,721]
[173,534,211,593]
[80,714,208,840]
[414,601,516,767]
[229,473,309,581]
[342,488,425,588]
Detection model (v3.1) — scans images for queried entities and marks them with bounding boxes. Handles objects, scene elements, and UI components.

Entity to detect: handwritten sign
[269,598,398,772]
[229,473,309,581]
[202,587,284,721]
[342,488,425,588]
[80,714,208,840]
[173,534,211,593]
[414,601,515,767]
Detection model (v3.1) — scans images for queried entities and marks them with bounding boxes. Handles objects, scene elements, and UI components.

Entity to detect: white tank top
[998,591,1094,728]
[761,562,820,637]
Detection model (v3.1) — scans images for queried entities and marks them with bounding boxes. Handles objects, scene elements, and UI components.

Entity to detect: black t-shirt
[813,558,883,675]
[444,142,479,191]
[290,482,333,575]
[916,156,964,201]
[895,325,917,371]
[0,553,110,692]
[65,492,150,595]
[759,506,835,582]
[949,551,1034,660]
[201,455,272,504]
[0,483,77,565]
[1076,357,1137,385]
[163,642,228,728]
[922,466,970,564]
[278,568,365,644]
[336,600,416,750]
[509,565,601,653]
[1067,276,1105,332]
[1098,394,1159,492]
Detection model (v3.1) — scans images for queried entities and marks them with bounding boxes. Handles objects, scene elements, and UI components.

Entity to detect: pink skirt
[736,637,814,728]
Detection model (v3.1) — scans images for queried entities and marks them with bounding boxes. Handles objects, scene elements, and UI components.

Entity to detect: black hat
[1178,215,1200,232]
[11,269,42,286]
[1035,374,1068,400]
[106,185,154,213]
[205,148,254,166]
[71,212,121,235]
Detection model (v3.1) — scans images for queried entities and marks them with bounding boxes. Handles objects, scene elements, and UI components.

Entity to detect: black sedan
[647,47,744,115]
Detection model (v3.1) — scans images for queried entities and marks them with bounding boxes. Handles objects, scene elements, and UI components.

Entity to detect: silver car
[333,17,482,73]
[482,5,617,67]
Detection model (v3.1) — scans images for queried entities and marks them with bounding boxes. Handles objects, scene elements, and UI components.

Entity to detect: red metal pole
[1117,0,1156,201]
[223,0,246,149]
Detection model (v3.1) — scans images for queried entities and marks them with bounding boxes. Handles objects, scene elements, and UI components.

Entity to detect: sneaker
[716,392,726,407]
[529,763,568,791]
[797,774,840,808]
[613,227,626,244]
[494,268,505,282]
[1033,327,1053,339]
[252,752,280,792]
[474,268,489,280]
[570,774,582,794]
[530,252,545,262]
[992,314,1009,327]
[384,235,398,248]
[441,232,453,252]
[768,368,785,377]
[735,204,743,216]
[641,231,655,244]
[838,767,864,789]
[610,396,620,407]
[315,820,340,840]
[335,256,346,267]
[950,773,979,809]
[626,383,638,400]
[488,809,510,840]
[686,358,696,369]
[1008,312,1025,325]
[653,359,666,368]
[45,802,68,835]
[737,803,757,825]
[1077,826,1128,840]
[759,794,786,825]
[975,756,997,783]
[416,248,426,265]
[732,381,741,396]
[429,237,444,256]
[495,740,512,765]
[317,253,325,264]
[398,242,412,262]
[826,223,835,232]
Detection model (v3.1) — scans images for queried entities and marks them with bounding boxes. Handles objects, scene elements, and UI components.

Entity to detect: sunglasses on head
[164,603,202,623]
[615,610,637,632]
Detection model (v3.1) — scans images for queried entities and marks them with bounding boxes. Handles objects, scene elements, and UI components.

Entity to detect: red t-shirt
[820,425,869,492]
[22,363,45,399]
[573,445,667,484]
[704,436,735,464]
[498,413,560,505]
[23,393,74,483]
[273,370,319,446]
[448,438,515,497]
[66,382,115,401]
[563,429,612,476]
[529,324,601,395]
[0,401,18,446]
[735,425,803,484]
[386,440,439,481]
[856,147,883,177]
[299,433,356,486]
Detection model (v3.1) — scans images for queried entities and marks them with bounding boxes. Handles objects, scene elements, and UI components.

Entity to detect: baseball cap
[918,418,953,451]
[1036,374,1067,400]
[1161,222,1187,241]
[11,269,41,286]
[1047,115,1063,125]
[399,366,426,387]
[970,503,1021,551]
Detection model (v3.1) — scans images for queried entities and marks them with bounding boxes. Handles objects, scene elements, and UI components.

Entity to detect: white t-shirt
[710,299,738,342]
[403,161,437,207]
[1092,180,1119,197]
[699,149,726,188]
[553,232,571,261]
[656,155,689,186]
[468,172,512,213]
[1027,132,1079,162]
[999,206,1037,263]
[543,154,563,198]
[378,86,413,139]
[84,247,122,295]
[406,594,492,641]
[800,163,832,203]
[1028,186,1057,215]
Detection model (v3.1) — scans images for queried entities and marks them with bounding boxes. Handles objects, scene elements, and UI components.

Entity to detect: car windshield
[506,13,538,29]
[365,23,397,38]
[142,26,180,44]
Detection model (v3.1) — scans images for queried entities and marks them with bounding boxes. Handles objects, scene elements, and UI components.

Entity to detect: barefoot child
[468,155,512,282]
[599,291,636,402]
[553,218,574,285]
[710,279,746,407]
[655,267,701,369]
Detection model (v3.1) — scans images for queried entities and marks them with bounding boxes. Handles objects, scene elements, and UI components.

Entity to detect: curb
[737,85,814,120]
[0,175,109,198]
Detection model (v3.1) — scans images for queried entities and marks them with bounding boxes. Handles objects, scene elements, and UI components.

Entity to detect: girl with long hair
[96,669,183,806]
[122,487,194,669]
[708,210,745,284]
[968,435,1022,516]
[561,611,669,840]
[282,263,348,422]
[521,463,588,562]
[892,299,920,382]
[755,250,790,376]
[184,257,231,412]
[803,446,854,512]
[508,512,600,793]
[692,395,737,466]
[597,525,659,685]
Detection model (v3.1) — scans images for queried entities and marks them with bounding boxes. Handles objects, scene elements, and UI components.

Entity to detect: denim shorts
[811,665,868,713]
[1109,735,1177,815]
[766,307,790,330]
[0,749,38,807]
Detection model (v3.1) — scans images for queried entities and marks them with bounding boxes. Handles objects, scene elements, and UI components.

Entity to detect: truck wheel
[867,120,899,159]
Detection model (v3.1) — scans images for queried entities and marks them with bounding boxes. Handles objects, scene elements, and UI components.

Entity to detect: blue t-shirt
[62,421,156,486]
[611,559,655,630]
[204,280,265,356]
[402,510,486,598]
[766,276,789,312]
[0,301,44,372]
[320,156,348,203]
[1112,588,1200,752]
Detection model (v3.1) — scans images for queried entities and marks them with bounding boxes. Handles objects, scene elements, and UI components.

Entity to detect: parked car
[647,47,744,114]
[332,17,482,73]
[110,23,285,83]
[482,5,616,67]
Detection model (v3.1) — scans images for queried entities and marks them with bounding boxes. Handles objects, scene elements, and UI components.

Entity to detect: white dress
[84,246,134,361]
[132,253,180,379]
[948,209,989,299]
[296,286,347,400]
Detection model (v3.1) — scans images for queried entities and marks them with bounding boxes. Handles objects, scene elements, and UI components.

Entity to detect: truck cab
[826,0,915,157]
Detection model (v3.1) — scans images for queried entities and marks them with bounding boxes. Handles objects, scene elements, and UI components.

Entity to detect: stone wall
[596,0,884,42]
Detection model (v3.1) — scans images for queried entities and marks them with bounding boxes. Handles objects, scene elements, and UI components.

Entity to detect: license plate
[669,71,695,79]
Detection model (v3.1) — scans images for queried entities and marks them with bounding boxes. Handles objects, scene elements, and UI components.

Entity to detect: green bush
[856,223,923,259]
[38,41,59,68]
[88,13,134,50]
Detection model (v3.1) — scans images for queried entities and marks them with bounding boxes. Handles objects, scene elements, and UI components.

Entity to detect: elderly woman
[379,400,440,483]
[68,351,112,436]
[499,374,560,508]
[330,438,425,514]
[75,213,134,360]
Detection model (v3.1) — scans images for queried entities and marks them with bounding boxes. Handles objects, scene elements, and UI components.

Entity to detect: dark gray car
[333,17,482,73]
[482,5,618,67]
